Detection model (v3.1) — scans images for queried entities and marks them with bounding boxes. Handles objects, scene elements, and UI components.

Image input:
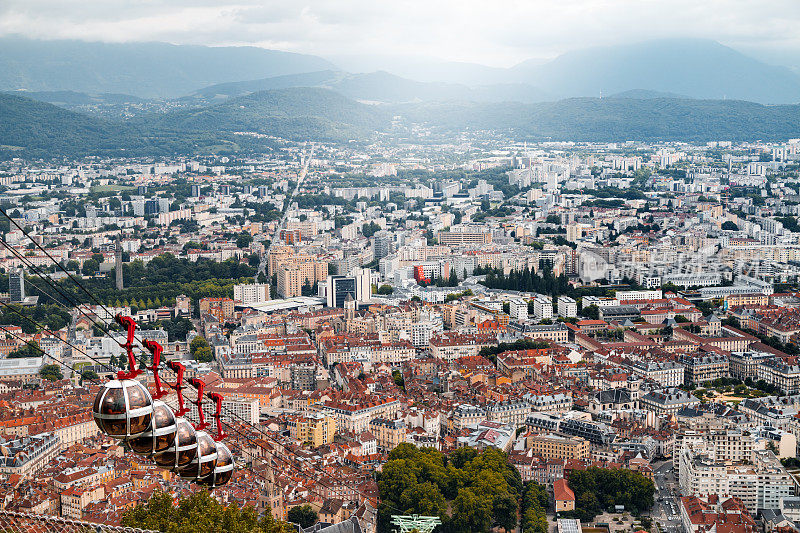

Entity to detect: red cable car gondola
[92,379,153,439]
[128,400,178,456]
[90,315,236,489]
[198,441,234,488]
[179,431,218,481]
[153,417,198,470]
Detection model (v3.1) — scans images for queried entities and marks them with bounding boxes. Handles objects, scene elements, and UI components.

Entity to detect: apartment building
[429,332,498,361]
[369,417,407,451]
[451,404,488,432]
[506,322,570,343]
[679,354,729,385]
[0,433,61,478]
[509,298,529,321]
[677,430,755,464]
[756,357,800,394]
[288,413,337,447]
[533,296,553,320]
[526,434,590,461]
[616,290,663,301]
[234,283,270,304]
[487,399,532,427]
[198,297,234,321]
[729,350,775,381]
[277,267,302,298]
[678,444,792,512]
[437,230,492,246]
[557,296,578,318]
[313,397,400,433]
[320,336,415,366]
[61,484,105,519]
[640,388,700,416]
[628,360,685,387]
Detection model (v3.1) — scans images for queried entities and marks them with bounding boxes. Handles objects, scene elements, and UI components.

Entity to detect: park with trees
[564,466,655,522]
[377,444,522,533]
[122,491,290,533]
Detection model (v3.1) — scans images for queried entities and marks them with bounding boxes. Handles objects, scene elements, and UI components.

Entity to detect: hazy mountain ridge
[190,70,553,104]
[2,37,798,104]
[0,36,336,98]
[144,87,388,140]
[10,90,146,105]
[510,39,800,104]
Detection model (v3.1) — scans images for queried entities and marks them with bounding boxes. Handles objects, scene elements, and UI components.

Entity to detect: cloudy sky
[1,0,800,67]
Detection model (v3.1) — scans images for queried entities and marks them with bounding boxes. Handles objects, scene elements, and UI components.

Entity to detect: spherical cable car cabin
[179,431,218,481]
[92,380,153,439]
[128,400,177,456]
[198,441,234,488]
[153,417,198,470]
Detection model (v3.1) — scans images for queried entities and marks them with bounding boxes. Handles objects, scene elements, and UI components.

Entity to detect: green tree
[190,336,213,363]
[521,482,548,533]
[362,221,381,238]
[447,269,459,287]
[377,284,394,295]
[82,258,99,275]
[81,369,100,383]
[287,505,317,528]
[39,364,63,381]
[378,444,521,533]
[450,488,491,533]
[236,232,254,249]
[122,491,289,533]
[721,221,739,231]
[7,342,41,358]
[567,467,655,520]
[580,304,600,320]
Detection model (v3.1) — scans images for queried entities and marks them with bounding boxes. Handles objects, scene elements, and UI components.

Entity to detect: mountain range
[2,36,800,159]
[0,36,335,98]
[0,88,390,159]
[1,37,800,104]
[3,87,800,160]
[509,39,800,103]
[188,70,552,104]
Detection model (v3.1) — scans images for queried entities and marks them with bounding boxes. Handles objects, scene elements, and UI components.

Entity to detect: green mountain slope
[0,92,131,155]
[3,89,800,160]
[0,87,387,158]
[400,97,800,141]
[148,87,388,141]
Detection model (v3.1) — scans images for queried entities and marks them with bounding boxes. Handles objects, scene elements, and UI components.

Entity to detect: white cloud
[0,0,799,66]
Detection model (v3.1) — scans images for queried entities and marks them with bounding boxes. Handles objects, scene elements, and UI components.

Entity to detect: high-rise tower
[115,237,124,291]
[9,268,25,303]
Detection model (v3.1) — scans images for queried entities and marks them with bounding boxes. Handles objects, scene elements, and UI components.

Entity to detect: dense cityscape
[0,136,798,533]
[2,2,800,532]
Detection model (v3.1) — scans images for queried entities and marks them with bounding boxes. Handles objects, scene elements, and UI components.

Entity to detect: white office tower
[557,296,578,318]
[533,296,553,320]
[508,298,528,321]
[354,268,372,303]
[233,283,270,304]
